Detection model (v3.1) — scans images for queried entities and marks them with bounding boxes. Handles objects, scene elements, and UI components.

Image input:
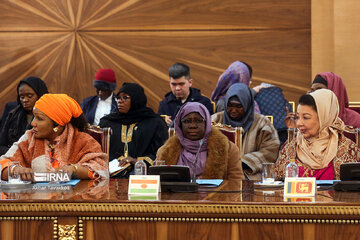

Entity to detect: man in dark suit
[158,63,213,125]
[81,69,117,125]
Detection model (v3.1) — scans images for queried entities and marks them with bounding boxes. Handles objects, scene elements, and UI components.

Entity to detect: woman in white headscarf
[275,89,360,180]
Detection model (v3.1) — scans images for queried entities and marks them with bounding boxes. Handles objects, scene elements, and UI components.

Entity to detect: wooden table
[0,179,360,240]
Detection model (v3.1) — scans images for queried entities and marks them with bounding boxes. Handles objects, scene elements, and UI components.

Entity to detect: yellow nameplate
[284,197,315,202]
[128,175,160,195]
[284,177,316,197]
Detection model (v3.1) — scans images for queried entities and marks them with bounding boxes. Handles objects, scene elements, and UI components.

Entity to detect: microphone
[192,139,204,184]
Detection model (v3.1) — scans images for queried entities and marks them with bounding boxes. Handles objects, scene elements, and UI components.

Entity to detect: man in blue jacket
[158,63,213,125]
[81,68,118,125]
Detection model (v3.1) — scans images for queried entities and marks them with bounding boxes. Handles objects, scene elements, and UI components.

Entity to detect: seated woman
[0,76,48,155]
[156,102,244,180]
[275,89,360,180]
[99,83,168,177]
[0,94,108,181]
[311,72,360,128]
[212,83,280,180]
[211,61,262,113]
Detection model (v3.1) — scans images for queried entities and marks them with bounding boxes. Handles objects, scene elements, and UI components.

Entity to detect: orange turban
[34,94,83,126]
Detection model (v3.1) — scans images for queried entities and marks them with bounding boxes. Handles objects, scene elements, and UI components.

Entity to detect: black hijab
[8,76,49,137]
[101,83,156,125]
[16,76,49,105]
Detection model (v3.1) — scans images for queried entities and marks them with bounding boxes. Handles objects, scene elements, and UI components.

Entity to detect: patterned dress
[275,134,360,180]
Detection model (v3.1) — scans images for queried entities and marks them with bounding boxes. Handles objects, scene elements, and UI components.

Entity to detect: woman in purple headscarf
[211,61,262,113]
[156,102,244,180]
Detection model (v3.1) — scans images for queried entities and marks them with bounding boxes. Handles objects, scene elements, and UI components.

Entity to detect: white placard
[128,175,160,195]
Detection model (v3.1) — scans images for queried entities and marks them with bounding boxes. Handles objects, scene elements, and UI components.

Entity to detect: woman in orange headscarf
[0,94,108,181]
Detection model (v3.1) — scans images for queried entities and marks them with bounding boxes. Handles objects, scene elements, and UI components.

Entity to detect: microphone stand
[192,139,204,184]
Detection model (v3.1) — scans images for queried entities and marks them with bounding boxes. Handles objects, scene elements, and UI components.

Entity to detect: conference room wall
[0,0,310,113]
[312,0,360,102]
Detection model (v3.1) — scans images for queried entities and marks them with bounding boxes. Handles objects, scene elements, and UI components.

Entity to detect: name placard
[128,175,160,195]
[284,177,316,197]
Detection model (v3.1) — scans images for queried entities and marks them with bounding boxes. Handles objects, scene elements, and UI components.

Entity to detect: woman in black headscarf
[0,76,48,155]
[99,83,168,178]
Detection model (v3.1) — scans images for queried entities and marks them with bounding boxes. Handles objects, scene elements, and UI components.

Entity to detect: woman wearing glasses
[99,83,168,178]
[211,83,280,180]
[156,102,244,180]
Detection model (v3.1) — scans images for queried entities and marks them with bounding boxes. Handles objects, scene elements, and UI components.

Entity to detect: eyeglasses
[181,118,205,125]
[116,95,131,102]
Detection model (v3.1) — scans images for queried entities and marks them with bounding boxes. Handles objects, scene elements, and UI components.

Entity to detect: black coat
[0,77,48,155]
[99,115,168,162]
[80,95,117,125]
[0,105,32,155]
[158,88,214,120]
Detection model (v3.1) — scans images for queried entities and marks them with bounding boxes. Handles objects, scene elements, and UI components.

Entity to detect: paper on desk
[34,179,80,186]
[316,180,340,185]
[196,179,223,186]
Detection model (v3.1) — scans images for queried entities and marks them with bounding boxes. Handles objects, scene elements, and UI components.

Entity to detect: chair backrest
[265,115,274,124]
[288,101,296,113]
[349,102,360,114]
[211,101,216,113]
[87,125,112,155]
[211,122,243,151]
[343,126,360,148]
[168,127,175,138]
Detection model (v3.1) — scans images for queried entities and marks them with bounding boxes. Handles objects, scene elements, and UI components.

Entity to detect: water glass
[8,162,22,183]
[262,163,275,184]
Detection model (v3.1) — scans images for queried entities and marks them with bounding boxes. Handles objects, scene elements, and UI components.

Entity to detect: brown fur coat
[156,127,244,180]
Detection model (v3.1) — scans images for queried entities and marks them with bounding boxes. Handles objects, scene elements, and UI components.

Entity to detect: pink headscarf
[316,72,360,128]
[174,102,212,178]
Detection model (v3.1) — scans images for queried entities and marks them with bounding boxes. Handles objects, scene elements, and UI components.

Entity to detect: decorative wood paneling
[0,0,310,113]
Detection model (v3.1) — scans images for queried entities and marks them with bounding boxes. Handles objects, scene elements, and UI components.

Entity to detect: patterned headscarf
[211,61,250,102]
[174,102,212,177]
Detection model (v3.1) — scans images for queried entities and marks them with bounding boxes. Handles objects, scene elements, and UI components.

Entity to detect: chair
[168,127,175,138]
[211,101,216,113]
[87,125,112,155]
[265,115,274,124]
[211,122,243,151]
[160,115,171,124]
[288,101,296,113]
[349,102,360,114]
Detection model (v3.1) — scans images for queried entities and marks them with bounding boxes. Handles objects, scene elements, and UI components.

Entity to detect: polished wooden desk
[0,179,360,240]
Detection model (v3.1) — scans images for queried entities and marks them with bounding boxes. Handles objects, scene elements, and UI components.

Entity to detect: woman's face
[181,112,206,141]
[296,104,320,139]
[18,83,39,112]
[226,101,244,120]
[117,92,131,114]
[310,83,327,93]
[31,108,56,140]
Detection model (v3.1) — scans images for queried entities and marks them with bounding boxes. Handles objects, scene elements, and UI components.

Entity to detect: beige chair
[87,125,112,156]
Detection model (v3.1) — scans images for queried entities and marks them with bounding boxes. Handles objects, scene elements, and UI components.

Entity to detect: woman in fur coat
[156,102,244,180]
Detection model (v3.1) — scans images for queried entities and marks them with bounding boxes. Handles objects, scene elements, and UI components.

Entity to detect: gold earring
[53,127,58,133]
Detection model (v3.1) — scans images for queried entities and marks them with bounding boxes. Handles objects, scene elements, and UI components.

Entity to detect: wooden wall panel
[0,0,310,113]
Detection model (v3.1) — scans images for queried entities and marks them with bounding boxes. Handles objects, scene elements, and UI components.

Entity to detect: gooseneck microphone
[192,139,204,184]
